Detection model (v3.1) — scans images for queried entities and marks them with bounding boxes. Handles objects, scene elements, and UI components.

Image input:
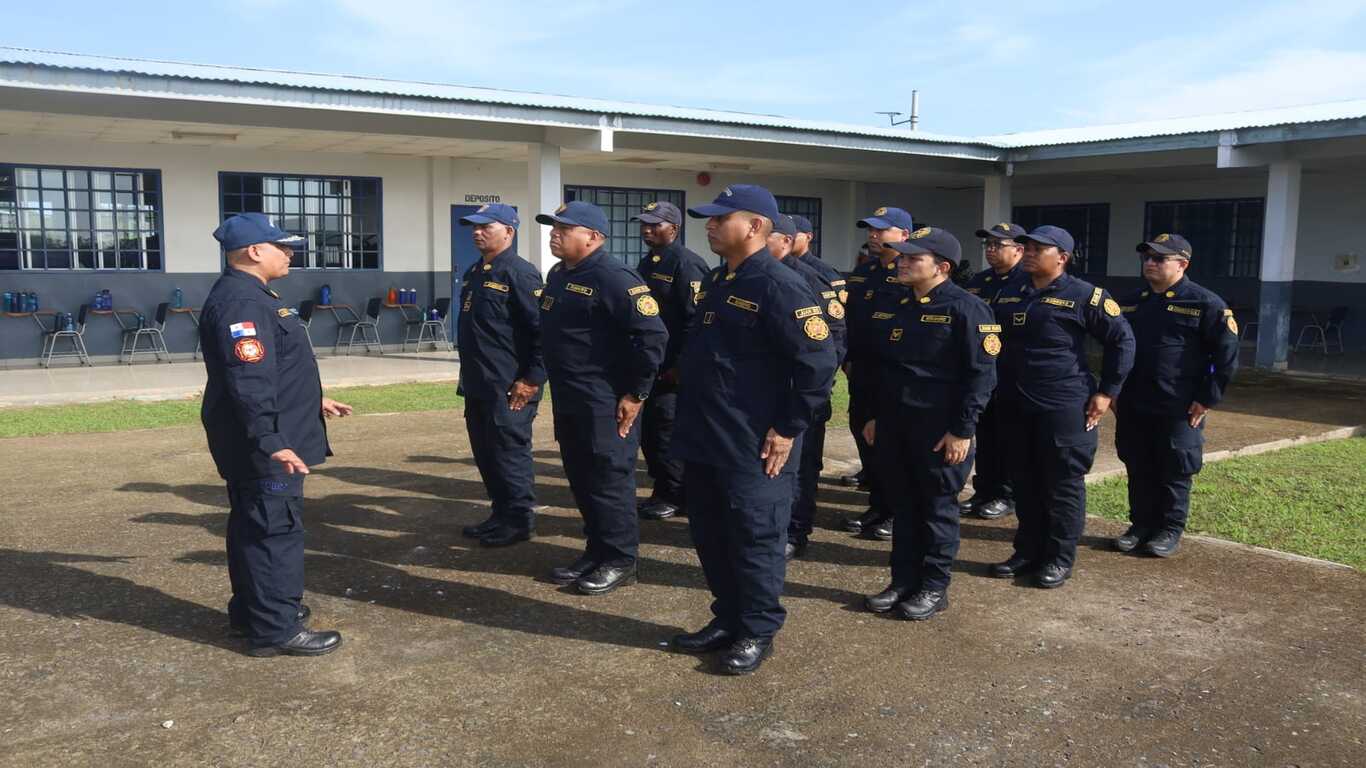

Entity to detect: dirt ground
[1,375,1364,767]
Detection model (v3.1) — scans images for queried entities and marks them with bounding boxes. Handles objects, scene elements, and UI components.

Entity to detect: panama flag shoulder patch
[229,321,257,338]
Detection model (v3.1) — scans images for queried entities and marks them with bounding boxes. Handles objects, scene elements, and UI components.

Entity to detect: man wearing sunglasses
[1113,234,1239,557]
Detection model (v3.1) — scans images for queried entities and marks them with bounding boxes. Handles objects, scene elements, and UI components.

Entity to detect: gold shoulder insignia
[1090,286,1103,307]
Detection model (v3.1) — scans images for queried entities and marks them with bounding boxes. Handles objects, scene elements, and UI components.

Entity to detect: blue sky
[8,0,1366,136]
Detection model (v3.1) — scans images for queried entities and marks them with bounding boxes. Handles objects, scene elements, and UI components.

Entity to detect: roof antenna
[876,90,920,130]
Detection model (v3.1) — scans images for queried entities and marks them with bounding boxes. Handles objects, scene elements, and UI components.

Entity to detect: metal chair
[122,302,172,364]
[40,304,92,367]
[337,297,384,355]
[1294,306,1348,354]
[402,297,453,352]
[298,299,317,357]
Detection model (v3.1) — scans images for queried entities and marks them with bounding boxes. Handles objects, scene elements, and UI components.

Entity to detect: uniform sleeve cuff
[256,433,288,456]
[1098,382,1124,398]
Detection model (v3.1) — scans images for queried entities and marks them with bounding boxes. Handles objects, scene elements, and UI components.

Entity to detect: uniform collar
[1141,276,1189,300]
[565,247,606,272]
[649,238,683,259]
[726,247,772,280]
[914,278,952,305]
[1027,271,1071,295]
[224,266,280,299]
[478,247,517,273]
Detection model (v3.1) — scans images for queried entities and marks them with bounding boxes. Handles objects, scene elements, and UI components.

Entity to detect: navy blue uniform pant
[789,400,831,540]
[226,476,306,647]
[1004,401,1099,569]
[555,408,641,566]
[640,388,685,504]
[847,363,890,519]
[465,395,539,531]
[1115,407,1204,533]
[874,406,970,592]
[685,459,795,641]
[970,396,1013,502]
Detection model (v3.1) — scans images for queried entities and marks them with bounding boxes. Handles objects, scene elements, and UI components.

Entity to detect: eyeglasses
[1140,252,1188,263]
[983,240,1020,251]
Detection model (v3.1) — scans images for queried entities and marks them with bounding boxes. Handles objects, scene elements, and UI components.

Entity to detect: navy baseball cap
[792,215,814,234]
[887,227,961,264]
[1016,225,1076,253]
[213,213,306,252]
[687,184,781,221]
[1137,232,1193,259]
[460,203,519,227]
[535,201,610,236]
[975,222,1027,240]
[856,206,914,231]
[630,200,682,226]
[772,214,797,237]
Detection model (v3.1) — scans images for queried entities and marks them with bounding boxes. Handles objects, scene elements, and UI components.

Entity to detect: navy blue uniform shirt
[845,257,908,364]
[640,238,710,375]
[673,249,839,468]
[994,272,1136,412]
[539,249,668,408]
[456,247,546,402]
[1117,276,1239,415]
[875,280,999,437]
[784,254,848,364]
[200,268,329,480]
[964,262,1025,305]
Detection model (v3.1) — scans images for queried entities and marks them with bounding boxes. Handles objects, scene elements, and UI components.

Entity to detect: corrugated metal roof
[4,47,1366,153]
[979,100,1366,148]
[0,46,982,147]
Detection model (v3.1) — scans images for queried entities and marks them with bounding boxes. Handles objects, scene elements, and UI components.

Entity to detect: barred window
[776,195,823,255]
[1013,203,1111,276]
[1,165,163,271]
[562,184,685,267]
[1144,198,1263,279]
[220,172,382,270]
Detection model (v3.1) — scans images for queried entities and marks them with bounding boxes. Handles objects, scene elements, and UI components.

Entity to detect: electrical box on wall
[1333,252,1360,273]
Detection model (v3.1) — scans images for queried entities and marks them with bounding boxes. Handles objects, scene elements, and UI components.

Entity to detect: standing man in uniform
[861,228,998,620]
[767,214,847,560]
[1114,233,1238,557]
[630,201,709,521]
[670,185,837,674]
[959,222,1027,521]
[536,201,668,595]
[201,213,351,657]
[988,226,1135,588]
[455,203,546,547]
[841,206,914,539]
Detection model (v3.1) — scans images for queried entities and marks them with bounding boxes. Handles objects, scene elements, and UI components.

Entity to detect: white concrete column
[835,180,867,272]
[982,174,1013,269]
[526,142,562,277]
[1255,160,1301,370]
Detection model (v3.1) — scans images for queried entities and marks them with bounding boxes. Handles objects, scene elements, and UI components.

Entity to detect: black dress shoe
[671,624,734,654]
[247,629,342,657]
[462,515,500,539]
[229,604,311,638]
[1114,525,1151,553]
[1035,563,1072,589]
[976,499,1015,520]
[576,563,637,595]
[1144,529,1182,558]
[479,525,533,547]
[638,500,679,520]
[864,584,912,613]
[895,589,948,621]
[842,508,883,533]
[784,538,808,561]
[549,555,597,585]
[721,637,774,675]
[989,554,1035,579]
[863,518,893,541]
[839,470,866,488]
[958,492,987,514]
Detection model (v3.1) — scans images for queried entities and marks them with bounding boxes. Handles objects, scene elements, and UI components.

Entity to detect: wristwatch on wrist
[632,392,649,402]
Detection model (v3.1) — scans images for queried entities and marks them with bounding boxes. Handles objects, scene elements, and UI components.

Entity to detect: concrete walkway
[0,352,459,407]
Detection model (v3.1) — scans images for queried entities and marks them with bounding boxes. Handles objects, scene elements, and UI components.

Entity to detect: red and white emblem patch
[234,338,265,363]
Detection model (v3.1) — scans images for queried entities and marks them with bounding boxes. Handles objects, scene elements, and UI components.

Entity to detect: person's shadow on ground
[0,548,237,651]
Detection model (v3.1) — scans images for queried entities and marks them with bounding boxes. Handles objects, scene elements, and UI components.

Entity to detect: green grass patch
[0,381,463,439]
[1087,436,1366,569]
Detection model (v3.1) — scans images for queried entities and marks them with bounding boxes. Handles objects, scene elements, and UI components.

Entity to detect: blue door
[450,205,518,341]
